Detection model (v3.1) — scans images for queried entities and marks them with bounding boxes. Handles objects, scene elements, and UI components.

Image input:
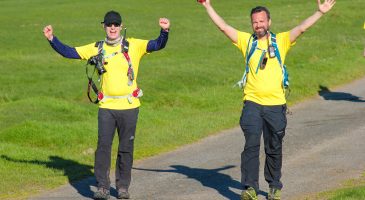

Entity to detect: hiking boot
[241,187,258,200]
[93,187,110,200]
[268,187,281,200]
[117,188,130,199]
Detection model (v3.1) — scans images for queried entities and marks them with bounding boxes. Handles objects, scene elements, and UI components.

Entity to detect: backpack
[236,32,289,94]
[86,38,142,104]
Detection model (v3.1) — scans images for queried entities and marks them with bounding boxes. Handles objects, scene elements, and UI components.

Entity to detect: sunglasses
[105,23,121,27]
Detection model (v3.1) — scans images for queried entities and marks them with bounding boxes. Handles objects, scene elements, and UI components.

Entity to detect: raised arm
[147,18,170,52]
[43,25,81,59]
[290,0,335,43]
[199,0,238,43]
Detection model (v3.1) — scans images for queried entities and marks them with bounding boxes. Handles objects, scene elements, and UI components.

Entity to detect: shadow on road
[318,85,365,102]
[0,155,95,198]
[134,164,267,199]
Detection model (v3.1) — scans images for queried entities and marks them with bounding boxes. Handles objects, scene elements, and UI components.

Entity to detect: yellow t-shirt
[76,38,148,110]
[234,31,295,105]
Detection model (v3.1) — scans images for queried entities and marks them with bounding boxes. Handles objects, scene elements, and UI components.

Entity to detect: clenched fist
[159,18,170,31]
[43,25,54,41]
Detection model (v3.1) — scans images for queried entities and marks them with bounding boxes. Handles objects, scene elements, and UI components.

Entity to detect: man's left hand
[317,0,336,14]
[159,18,170,31]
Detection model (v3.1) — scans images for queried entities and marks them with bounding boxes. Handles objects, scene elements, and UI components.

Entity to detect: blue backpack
[236,32,289,93]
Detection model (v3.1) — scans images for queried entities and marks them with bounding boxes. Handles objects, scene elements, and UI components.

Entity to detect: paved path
[30,77,365,200]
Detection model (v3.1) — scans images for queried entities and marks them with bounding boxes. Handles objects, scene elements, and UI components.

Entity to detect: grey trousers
[94,108,139,190]
[239,100,287,192]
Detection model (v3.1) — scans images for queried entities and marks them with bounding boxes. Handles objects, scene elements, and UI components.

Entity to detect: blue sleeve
[49,36,81,59]
[146,29,169,52]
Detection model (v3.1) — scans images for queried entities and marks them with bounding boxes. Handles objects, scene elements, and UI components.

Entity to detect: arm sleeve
[233,31,251,57]
[146,29,169,52]
[49,36,81,59]
[75,43,99,60]
[278,32,296,56]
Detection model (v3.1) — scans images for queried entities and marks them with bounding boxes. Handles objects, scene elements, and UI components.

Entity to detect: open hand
[317,0,336,14]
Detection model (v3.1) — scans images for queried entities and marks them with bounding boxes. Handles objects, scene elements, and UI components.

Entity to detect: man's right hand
[197,0,237,43]
[198,0,210,7]
[43,25,54,41]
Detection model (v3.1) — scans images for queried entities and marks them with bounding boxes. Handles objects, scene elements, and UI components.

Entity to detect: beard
[255,27,269,38]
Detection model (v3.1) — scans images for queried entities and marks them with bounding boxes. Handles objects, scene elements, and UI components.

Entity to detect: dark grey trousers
[239,100,287,192]
[95,108,139,190]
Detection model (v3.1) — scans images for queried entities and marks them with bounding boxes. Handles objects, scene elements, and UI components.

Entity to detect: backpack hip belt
[100,88,143,104]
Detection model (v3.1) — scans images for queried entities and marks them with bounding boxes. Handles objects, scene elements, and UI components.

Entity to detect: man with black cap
[43,10,170,199]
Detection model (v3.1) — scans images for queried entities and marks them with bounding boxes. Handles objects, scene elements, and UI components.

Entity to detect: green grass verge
[0,0,364,199]
[307,172,365,199]
[326,186,365,200]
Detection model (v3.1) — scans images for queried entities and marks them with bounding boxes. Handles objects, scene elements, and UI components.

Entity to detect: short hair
[250,6,271,20]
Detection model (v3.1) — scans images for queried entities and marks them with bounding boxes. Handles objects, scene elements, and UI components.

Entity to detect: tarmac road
[30,77,365,200]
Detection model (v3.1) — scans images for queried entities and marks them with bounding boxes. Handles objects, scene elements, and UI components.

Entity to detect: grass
[325,186,365,200]
[306,172,365,199]
[0,0,364,199]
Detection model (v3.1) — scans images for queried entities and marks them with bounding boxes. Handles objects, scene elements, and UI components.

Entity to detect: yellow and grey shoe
[241,187,258,200]
[268,187,281,200]
[117,188,130,199]
[93,187,110,200]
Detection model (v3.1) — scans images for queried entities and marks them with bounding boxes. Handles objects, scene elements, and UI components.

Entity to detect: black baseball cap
[101,11,122,25]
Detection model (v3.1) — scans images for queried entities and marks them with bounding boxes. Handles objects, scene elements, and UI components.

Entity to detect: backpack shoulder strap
[270,32,290,90]
[244,34,258,77]
[245,34,258,66]
[95,40,104,54]
[235,34,258,88]
[270,32,282,66]
[122,38,129,53]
